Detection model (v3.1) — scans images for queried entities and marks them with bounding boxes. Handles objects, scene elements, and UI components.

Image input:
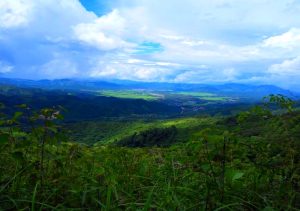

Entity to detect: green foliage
[0,95,300,210]
[65,116,217,145]
[237,94,295,124]
[264,94,295,113]
[0,133,9,145]
[0,86,180,121]
[117,126,177,147]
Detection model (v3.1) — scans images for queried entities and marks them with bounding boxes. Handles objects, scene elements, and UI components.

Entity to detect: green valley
[0,81,299,210]
[1,1,300,209]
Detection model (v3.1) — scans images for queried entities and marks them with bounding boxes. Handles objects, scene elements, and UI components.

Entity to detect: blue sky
[1,0,300,90]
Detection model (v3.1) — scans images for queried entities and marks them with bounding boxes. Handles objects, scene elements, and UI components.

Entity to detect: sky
[0,0,300,90]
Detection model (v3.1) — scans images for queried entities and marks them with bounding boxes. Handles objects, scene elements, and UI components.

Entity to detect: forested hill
[0,85,180,120]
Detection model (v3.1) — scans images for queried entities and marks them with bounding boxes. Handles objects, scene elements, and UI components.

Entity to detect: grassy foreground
[0,95,300,210]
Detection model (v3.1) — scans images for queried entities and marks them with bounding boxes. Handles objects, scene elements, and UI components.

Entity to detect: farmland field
[176,92,231,101]
[98,90,231,102]
[98,90,161,100]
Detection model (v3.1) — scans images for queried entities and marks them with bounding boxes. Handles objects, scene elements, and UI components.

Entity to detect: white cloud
[118,0,300,42]
[0,0,96,39]
[1,0,300,89]
[89,55,176,81]
[73,9,131,50]
[153,34,260,65]
[263,28,300,49]
[90,64,172,81]
[41,58,78,79]
[0,61,13,73]
[222,68,238,80]
[269,56,300,76]
[0,0,33,28]
[173,67,238,83]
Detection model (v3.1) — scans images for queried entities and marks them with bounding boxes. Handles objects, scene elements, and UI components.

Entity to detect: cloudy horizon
[1,0,300,90]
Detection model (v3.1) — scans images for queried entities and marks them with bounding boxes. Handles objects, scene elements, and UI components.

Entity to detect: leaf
[13,111,23,120]
[47,126,58,134]
[226,169,244,183]
[95,166,105,176]
[56,113,64,120]
[232,172,244,181]
[12,151,24,161]
[0,133,9,145]
[16,104,27,109]
[262,206,275,211]
[200,163,210,171]
[15,138,31,148]
[12,131,28,138]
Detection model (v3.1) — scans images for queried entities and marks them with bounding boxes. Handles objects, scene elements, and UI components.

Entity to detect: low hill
[0,85,180,120]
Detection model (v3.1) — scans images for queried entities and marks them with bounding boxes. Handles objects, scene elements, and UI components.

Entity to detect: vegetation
[177,92,230,101]
[116,126,178,147]
[66,117,217,145]
[0,94,300,210]
[97,89,232,103]
[0,86,180,120]
[98,90,160,101]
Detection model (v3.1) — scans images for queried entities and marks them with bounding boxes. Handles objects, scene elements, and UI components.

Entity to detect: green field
[200,96,229,101]
[176,92,230,101]
[96,90,231,102]
[177,92,216,97]
[98,90,161,100]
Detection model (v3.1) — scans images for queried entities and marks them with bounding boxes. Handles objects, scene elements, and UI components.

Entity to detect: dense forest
[0,93,300,210]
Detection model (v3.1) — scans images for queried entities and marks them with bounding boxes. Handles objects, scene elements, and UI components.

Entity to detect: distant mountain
[0,77,297,101]
[0,78,122,91]
[115,81,296,100]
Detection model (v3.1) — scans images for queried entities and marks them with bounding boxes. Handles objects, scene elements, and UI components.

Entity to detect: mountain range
[0,78,296,100]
